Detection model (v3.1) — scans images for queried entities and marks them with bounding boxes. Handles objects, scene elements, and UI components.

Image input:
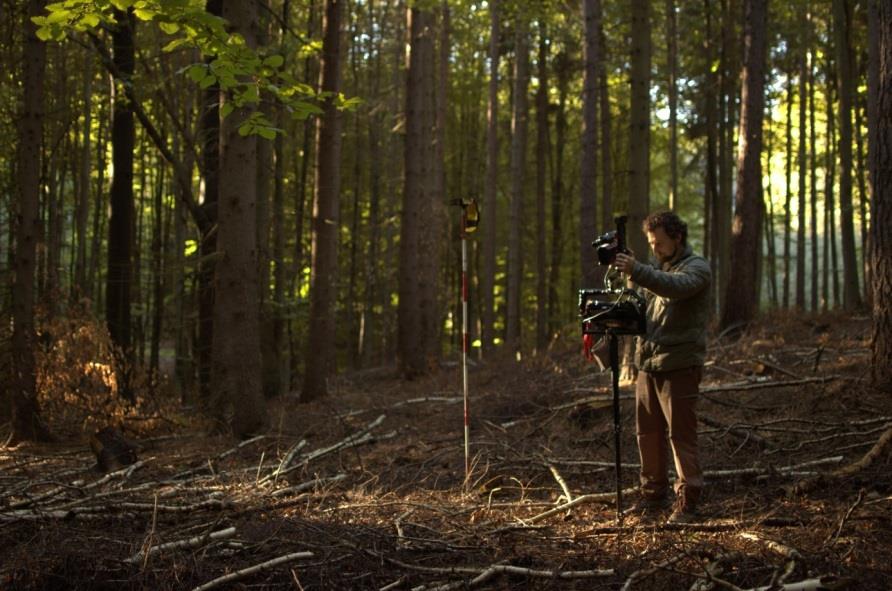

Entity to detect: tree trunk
[704,0,718,310]
[197,0,222,404]
[548,51,568,337]
[89,112,106,310]
[809,31,819,313]
[599,13,612,232]
[398,4,441,376]
[783,77,793,309]
[581,0,600,288]
[833,0,863,310]
[505,17,529,352]
[303,0,344,399]
[211,0,266,435]
[10,0,51,443]
[667,0,678,210]
[628,0,651,262]
[74,51,92,298]
[868,0,892,386]
[721,0,767,329]
[480,0,499,356]
[796,13,807,311]
[535,21,549,350]
[150,165,164,378]
[106,8,136,401]
[716,0,735,317]
[865,0,880,315]
[826,66,841,307]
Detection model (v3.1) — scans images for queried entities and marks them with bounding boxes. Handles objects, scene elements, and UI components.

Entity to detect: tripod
[607,330,624,524]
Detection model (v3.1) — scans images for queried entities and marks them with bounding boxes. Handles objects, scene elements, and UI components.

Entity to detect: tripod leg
[610,333,623,524]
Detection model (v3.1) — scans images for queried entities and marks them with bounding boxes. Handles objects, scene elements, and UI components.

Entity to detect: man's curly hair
[642,211,688,245]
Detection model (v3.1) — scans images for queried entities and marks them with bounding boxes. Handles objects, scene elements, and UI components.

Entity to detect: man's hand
[615,252,636,275]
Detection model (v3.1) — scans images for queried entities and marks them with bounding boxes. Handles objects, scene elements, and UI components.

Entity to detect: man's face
[647,226,683,264]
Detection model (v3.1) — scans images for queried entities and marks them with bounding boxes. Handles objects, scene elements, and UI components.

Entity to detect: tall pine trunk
[11,0,51,443]
[548,52,569,336]
[628,0,651,260]
[505,17,529,352]
[580,0,600,288]
[303,0,345,399]
[868,0,891,385]
[398,5,441,376]
[480,0,499,356]
[796,12,807,311]
[535,21,549,350]
[107,8,135,400]
[667,0,678,210]
[834,0,864,310]
[211,0,266,435]
[721,0,767,329]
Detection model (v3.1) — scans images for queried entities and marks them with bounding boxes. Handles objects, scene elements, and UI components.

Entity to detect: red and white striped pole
[453,199,478,487]
[461,229,470,483]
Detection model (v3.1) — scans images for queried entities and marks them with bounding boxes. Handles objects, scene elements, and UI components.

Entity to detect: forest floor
[2,311,892,590]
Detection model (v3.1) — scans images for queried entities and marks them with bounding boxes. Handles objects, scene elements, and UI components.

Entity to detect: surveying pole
[452,199,479,485]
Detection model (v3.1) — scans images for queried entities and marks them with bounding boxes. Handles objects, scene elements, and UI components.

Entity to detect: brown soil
[2,312,890,590]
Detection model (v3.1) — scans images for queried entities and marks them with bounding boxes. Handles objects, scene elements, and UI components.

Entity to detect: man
[614,211,711,524]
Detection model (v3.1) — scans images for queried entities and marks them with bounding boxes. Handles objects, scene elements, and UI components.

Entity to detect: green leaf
[158,20,179,34]
[220,102,234,119]
[262,54,284,69]
[186,64,206,82]
[133,7,157,20]
[237,122,252,136]
[162,37,188,52]
[45,8,73,24]
[199,74,217,89]
[81,13,100,27]
[35,26,55,41]
[257,127,276,140]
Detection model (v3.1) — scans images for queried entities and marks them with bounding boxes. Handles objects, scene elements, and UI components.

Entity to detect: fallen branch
[743,575,853,591]
[701,376,842,394]
[125,526,237,564]
[171,436,265,481]
[400,563,614,591]
[258,415,386,484]
[191,551,314,591]
[792,424,892,494]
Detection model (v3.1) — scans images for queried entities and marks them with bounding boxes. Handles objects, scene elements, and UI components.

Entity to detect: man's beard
[658,246,678,264]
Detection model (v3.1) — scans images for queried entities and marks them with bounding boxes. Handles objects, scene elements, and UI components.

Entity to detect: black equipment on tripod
[579,216,646,523]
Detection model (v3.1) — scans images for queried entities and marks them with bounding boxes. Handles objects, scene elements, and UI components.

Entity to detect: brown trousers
[635,366,703,504]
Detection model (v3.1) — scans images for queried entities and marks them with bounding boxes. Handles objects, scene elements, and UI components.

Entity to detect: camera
[592,215,630,265]
[579,215,646,336]
[578,288,646,335]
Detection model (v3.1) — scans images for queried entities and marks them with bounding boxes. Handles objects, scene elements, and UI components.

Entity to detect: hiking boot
[624,495,670,516]
[666,497,699,524]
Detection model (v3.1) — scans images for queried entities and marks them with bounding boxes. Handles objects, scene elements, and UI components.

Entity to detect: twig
[622,554,690,590]
[171,436,265,481]
[190,551,314,591]
[546,463,574,503]
[270,440,307,481]
[824,489,865,547]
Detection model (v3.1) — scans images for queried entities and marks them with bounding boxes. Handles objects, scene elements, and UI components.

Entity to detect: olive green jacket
[629,244,711,372]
